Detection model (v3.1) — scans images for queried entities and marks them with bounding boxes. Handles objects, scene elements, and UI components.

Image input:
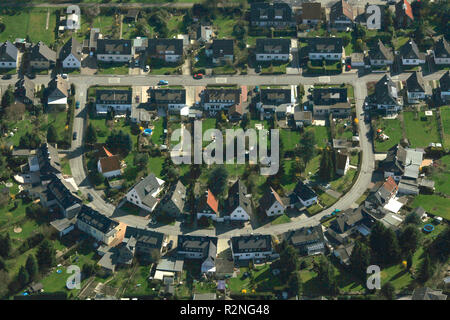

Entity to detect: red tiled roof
[206,189,219,214]
[99,155,121,173]
[270,187,285,207]
[401,0,414,20]
[103,146,114,157]
[383,176,398,194]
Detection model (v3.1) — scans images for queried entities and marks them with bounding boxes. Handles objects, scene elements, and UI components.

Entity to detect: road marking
[109,77,120,84]
[319,76,330,83]
[215,77,227,84]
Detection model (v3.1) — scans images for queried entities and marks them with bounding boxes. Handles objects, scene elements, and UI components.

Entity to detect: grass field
[306,125,330,149]
[431,155,450,195]
[403,111,441,148]
[412,195,450,220]
[280,129,301,151]
[373,117,403,152]
[440,106,450,149]
[271,214,291,225]
[330,168,357,193]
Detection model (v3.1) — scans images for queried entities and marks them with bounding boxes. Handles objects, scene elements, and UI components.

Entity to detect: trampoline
[423,224,435,233]
[143,129,153,136]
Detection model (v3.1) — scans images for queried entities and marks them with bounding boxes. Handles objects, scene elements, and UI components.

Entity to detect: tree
[133,152,149,168]
[398,225,420,255]
[370,221,401,265]
[417,253,433,283]
[106,130,133,155]
[380,282,395,300]
[318,147,335,181]
[1,86,14,108]
[25,255,38,280]
[36,240,55,271]
[404,211,421,225]
[287,272,302,297]
[207,166,228,196]
[18,266,29,287]
[46,124,58,143]
[350,241,371,280]
[297,130,315,164]
[0,234,12,258]
[317,257,339,295]
[0,256,5,271]
[85,124,97,145]
[279,243,299,281]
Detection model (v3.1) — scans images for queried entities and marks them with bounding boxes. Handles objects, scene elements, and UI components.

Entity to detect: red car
[193,73,203,79]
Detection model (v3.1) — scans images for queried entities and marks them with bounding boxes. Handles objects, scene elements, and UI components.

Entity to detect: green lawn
[280,129,301,151]
[373,117,403,152]
[431,155,450,195]
[412,195,450,220]
[306,126,330,149]
[440,106,450,149]
[403,111,441,148]
[228,265,284,294]
[271,214,291,225]
[330,168,357,193]
[96,62,129,75]
[318,192,338,208]
[150,117,164,145]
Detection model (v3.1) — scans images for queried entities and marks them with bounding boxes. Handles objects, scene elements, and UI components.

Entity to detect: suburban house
[369,75,403,114]
[433,38,450,65]
[148,88,186,113]
[125,173,165,213]
[123,226,165,262]
[326,207,374,244]
[381,144,424,182]
[250,2,295,28]
[306,37,344,61]
[230,234,273,261]
[50,218,76,238]
[294,110,313,129]
[29,41,57,69]
[197,25,213,43]
[366,176,398,207]
[97,154,122,178]
[45,176,82,219]
[292,181,318,207]
[16,78,36,106]
[369,40,394,66]
[177,235,218,274]
[58,37,82,69]
[259,187,287,217]
[228,103,245,122]
[147,39,183,63]
[96,39,134,62]
[406,71,426,104]
[196,189,220,221]
[333,242,355,265]
[281,225,326,256]
[47,75,69,112]
[225,179,252,221]
[329,0,354,30]
[97,243,134,274]
[335,151,349,176]
[395,0,414,29]
[439,71,450,101]
[95,89,132,114]
[29,143,62,176]
[0,41,18,69]
[202,88,241,111]
[300,2,322,25]
[206,39,234,65]
[84,28,102,53]
[159,181,187,217]
[77,205,123,245]
[255,38,291,62]
[123,9,140,23]
[410,287,448,300]
[256,88,295,119]
[399,40,426,66]
[312,87,351,117]
[133,37,148,53]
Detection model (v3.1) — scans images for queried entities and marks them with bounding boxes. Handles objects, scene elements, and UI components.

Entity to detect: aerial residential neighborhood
[0,0,448,305]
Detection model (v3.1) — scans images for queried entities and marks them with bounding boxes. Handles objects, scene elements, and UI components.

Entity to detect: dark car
[75,101,80,109]
[73,132,77,140]
[87,193,94,202]
[2,74,12,80]
[167,240,173,251]
[28,73,36,79]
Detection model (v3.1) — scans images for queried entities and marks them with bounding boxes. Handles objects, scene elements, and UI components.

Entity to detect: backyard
[373,117,403,152]
[440,106,450,149]
[403,111,441,148]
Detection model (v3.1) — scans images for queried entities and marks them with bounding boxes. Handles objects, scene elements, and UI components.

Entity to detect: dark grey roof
[227,179,252,215]
[77,205,119,234]
[369,40,394,61]
[331,208,365,233]
[149,88,186,104]
[434,38,450,59]
[294,110,313,121]
[30,41,56,63]
[381,144,406,175]
[306,37,343,54]
[259,187,286,211]
[373,75,400,105]
[203,88,240,103]
[177,235,218,257]
[406,71,425,93]
[124,226,164,250]
[399,39,425,60]
[47,176,81,211]
[313,87,347,105]
[260,88,291,105]
[58,37,82,61]
[48,75,69,99]
[301,2,322,21]
[97,39,132,55]
[0,41,18,62]
[148,38,183,56]
[210,39,234,58]
[411,287,447,300]
[96,89,132,104]
[131,173,164,208]
[256,38,290,55]
[439,71,450,92]
[36,143,61,174]
[161,181,186,213]
[250,2,293,23]
[282,225,324,247]
[293,181,317,201]
[231,234,272,254]
[330,0,354,23]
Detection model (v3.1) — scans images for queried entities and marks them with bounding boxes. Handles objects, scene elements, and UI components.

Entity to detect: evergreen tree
[0,233,12,258]
[18,266,29,287]
[279,243,299,281]
[0,256,5,271]
[36,240,55,271]
[85,123,97,145]
[380,282,395,300]
[25,255,38,280]
[417,253,433,283]
[46,124,58,143]
[399,225,420,255]
[297,130,315,164]
[318,148,335,181]
[287,272,302,297]
[207,166,228,196]
[350,241,371,280]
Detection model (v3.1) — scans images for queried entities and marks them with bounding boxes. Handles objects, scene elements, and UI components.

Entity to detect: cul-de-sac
[0,0,448,301]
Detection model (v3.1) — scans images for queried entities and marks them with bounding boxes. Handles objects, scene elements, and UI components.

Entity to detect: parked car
[73,132,77,140]
[144,65,150,72]
[345,64,352,71]
[193,73,203,79]
[2,74,12,80]
[75,101,80,109]
[167,240,173,251]
[158,80,168,85]
[87,193,94,201]
[61,73,68,79]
